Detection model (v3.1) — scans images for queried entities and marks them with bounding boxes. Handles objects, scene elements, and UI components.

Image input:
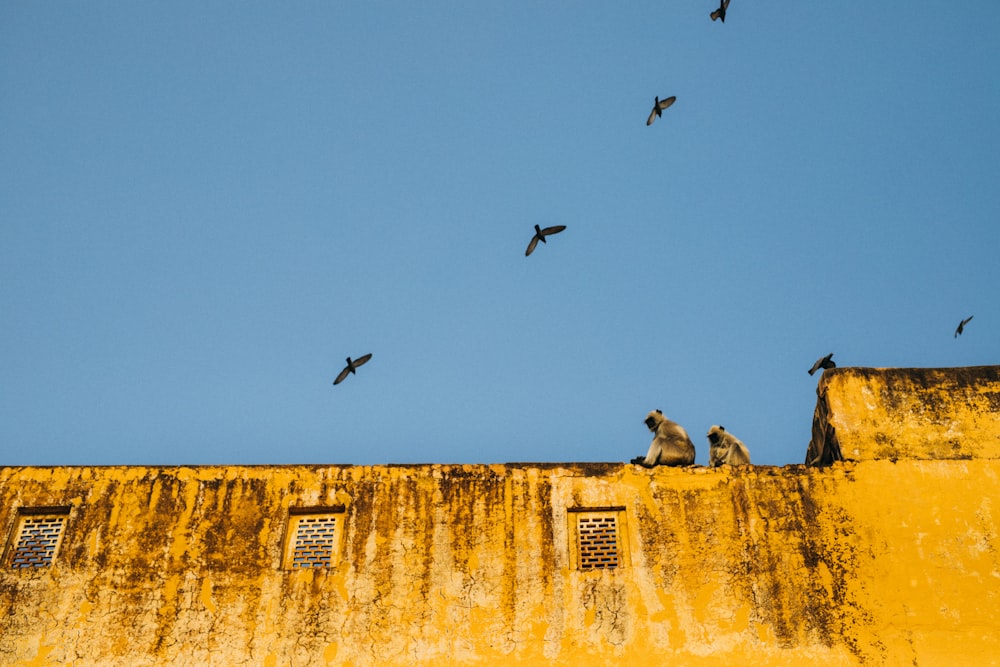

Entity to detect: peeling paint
[808,366,1000,464]
[1,461,996,666]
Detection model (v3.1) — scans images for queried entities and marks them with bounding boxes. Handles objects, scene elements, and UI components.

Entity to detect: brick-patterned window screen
[576,513,620,570]
[9,511,69,569]
[283,507,345,570]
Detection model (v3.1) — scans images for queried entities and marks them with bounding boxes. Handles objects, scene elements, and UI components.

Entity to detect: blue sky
[2,3,997,467]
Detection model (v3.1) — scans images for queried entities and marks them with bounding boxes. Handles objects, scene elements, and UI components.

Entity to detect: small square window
[577,514,619,569]
[569,507,628,571]
[7,508,70,569]
[283,507,345,570]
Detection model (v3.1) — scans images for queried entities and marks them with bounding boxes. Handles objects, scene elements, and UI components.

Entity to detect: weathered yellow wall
[808,366,1000,465]
[1,367,999,666]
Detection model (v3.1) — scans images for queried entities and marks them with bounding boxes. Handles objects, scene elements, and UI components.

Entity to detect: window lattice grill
[10,515,67,568]
[289,515,339,569]
[577,514,619,570]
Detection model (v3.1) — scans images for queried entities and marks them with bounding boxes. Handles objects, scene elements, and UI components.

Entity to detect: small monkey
[631,410,696,467]
[706,425,751,466]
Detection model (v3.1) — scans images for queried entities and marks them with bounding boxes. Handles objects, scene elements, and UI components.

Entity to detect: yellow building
[2,366,999,666]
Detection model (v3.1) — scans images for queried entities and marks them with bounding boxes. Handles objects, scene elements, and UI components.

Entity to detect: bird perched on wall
[954,315,973,338]
[808,353,836,376]
[710,0,731,22]
[333,354,373,385]
[525,224,567,256]
[646,95,676,126]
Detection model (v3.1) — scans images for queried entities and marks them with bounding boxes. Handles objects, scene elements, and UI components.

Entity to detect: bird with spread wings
[333,354,373,385]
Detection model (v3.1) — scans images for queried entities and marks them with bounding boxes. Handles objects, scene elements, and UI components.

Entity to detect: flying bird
[808,353,836,376]
[711,0,731,22]
[954,315,973,338]
[333,353,373,385]
[525,224,567,256]
[646,95,676,126]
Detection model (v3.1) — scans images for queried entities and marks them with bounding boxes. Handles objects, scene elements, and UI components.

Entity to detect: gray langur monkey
[631,410,696,467]
[706,425,751,466]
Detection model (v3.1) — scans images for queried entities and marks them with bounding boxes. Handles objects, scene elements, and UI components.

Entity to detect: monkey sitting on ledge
[631,410,696,467]
[706,425,751,466]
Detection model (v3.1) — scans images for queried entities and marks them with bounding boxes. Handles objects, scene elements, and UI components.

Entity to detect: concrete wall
[807,365,1000,465]
[2,367,999,666]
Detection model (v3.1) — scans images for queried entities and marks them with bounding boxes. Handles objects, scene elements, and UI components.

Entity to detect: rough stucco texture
[808,366,1000,464]
[1,460,998,667]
